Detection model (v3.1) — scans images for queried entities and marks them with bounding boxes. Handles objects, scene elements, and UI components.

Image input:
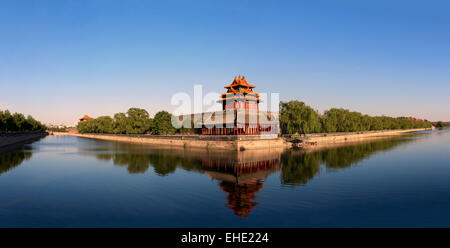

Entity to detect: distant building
[79,115,94,122]
[407,116,429,123]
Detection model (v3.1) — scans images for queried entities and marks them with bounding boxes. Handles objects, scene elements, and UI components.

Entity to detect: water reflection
[281,137,414,186]
[84,144,284,218]
[0,148,33,175]
[82,137,414,218]
[0,135,44,176]
[0,136,415,218]
[95,150,198,175]
[3,132,449,227]
[201,153,281,218]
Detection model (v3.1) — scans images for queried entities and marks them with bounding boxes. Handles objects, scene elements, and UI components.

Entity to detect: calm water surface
[1,130,450,227]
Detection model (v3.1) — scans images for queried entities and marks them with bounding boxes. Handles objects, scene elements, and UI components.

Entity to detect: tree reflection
[280,152,321,185]
[96,152,183,175]
[320,138,411,169]
[281,138,413,185]
[96,153,145,173]
[148,154,180,176]
[0,150,32,175]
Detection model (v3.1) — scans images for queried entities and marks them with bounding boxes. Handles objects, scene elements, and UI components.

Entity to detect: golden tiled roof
[80,115,93,120]
[220,96,262,101]
[220,75,261,102]
[224,75,256,88]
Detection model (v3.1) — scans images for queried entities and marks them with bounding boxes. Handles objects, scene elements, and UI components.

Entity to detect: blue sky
[1,0,449,125]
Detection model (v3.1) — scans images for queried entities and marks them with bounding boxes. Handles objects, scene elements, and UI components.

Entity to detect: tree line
[280,100,432,135]
[77,101,433,135]
[434,121,449,128]
[47,126,68,132]
[77,108,195,135]
[0,109,46,132]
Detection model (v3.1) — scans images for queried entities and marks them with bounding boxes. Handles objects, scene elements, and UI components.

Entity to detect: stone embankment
[64,133,289,151]
[292,128,430,149]
[52,128,430,151]
[0,132,48,151]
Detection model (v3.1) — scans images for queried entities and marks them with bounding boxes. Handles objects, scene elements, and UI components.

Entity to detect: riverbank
[52,128,429,151]
[296,128,430,149]
[0,132,48,153]
[63,133,288,151]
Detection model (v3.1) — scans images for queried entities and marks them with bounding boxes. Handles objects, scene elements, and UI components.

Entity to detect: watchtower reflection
[200,150,282,218]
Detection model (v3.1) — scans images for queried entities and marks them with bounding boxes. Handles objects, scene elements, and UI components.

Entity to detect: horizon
[1,0,449,125]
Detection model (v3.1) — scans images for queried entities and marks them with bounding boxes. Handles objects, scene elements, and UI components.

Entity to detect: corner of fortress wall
[67,133,291,151]
[236,138,290,151]
[304,128,429,147]
[66,128,428,151]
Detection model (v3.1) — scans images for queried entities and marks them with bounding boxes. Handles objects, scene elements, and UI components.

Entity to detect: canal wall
[298,128,429,149]
[0,132,48,151]
[64,133,289,151]
[55,128,428,151]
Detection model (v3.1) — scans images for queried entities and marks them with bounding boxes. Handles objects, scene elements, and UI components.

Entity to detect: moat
[1,129,449,227]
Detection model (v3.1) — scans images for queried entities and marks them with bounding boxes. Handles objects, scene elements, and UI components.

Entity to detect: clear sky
[1,0,449,126]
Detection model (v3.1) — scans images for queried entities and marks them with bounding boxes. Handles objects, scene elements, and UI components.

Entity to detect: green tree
[280,101,322,134]
[126,108,152,134]
[0,110,4,131]
[321,109,338,133]
[21,115,34,131]
[0,110,45,132]
[113,113,129,134]
[77,119,95,133]
[434,121,448,128]
[4,110,15,131]
[151,111,176,135]
[96,116,114,133]
[12,113,27,131]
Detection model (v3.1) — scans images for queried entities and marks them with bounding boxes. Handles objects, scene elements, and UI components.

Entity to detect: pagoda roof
[222,91,260,97]
[220,96,262,101]
[224,75,256,89]
[80,115,93,120]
